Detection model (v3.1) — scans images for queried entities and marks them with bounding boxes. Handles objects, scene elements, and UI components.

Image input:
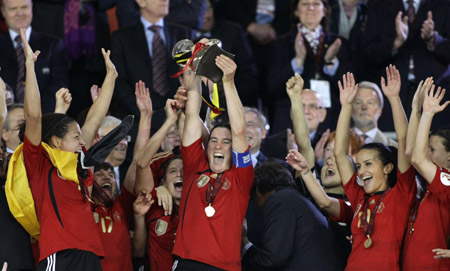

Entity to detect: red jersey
[343,166,416,271]
[22,136,104,261]
[173,138,254,271]
[146,203,179,271]
[402,166,450,270]
[93,186,135,271]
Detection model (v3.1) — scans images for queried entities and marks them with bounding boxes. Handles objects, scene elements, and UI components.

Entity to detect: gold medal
[364,236,372,248]
[205,204,215,217]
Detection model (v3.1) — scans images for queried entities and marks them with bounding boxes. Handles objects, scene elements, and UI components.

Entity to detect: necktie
[362,134,370,143]
[14,35,26,103]
[407,0,415,25]
[149,25,169,97]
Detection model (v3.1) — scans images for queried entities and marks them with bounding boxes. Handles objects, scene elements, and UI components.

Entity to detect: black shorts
[37,249,101,271]
[172,258,225,271]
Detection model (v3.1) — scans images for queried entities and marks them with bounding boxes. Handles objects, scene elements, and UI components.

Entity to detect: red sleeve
[330,198,353,224]
[342,173,364,212]
[428,166,450,197]
[22,135,45,183]
[230,157,254,195]
[119,185,137,227]
[394,166,417,202]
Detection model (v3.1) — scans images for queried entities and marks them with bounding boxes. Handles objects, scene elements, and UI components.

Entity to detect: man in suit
[362,0,450,131]
[110,0,194,133]
[242,162,338,271]
[351,81,398,148]
[0,0,68,113]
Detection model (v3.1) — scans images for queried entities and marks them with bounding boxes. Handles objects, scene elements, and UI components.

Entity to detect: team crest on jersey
[197,175,210,187]
[113,211,121,221]
[353,204,362,219]
[221,178,231,190]
[93,212,100,223]
[155,219,168,236]
[440,172,450,186]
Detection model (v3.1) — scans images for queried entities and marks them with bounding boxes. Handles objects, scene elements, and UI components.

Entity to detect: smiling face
[162,158,183,204]
[245,111,267,154]
[355,149,391,194]
[94,167,117,201]
[58,122,85,153]
[351,88,382,131]
[296,0,325,30]
[1,0,32,33]
[428,135,450,169]
[207,127,232,173]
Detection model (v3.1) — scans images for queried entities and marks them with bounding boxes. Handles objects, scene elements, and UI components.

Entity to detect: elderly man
[351,81,398,147]
[0,0,67,113]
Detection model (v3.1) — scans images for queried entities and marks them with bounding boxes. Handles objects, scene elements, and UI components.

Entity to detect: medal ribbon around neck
[206,173,224,207]
[360,188,390,244]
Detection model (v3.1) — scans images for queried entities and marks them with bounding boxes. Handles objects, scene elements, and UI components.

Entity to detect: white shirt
[9,27,32,47]
[403,0,420,13]
[354,127,378,143]
[140,17,166,58]
[251,150,261,168]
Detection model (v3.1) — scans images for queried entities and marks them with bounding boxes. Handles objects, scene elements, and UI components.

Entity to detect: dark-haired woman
[333,68,416,270]
[402,78,450,270]
[132,98,181,271]
[266,0,352,133]
[19,28,117,271]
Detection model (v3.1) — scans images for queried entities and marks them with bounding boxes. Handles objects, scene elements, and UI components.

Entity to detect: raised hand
[156,185,173,216]
[338,72,358,106]
[421,11,434,42]
[54,88,72,114]
[286,73,304,97]
[133,191,154,216]
[412,77,432,111]
[393,11,409,50]
[324,38,342,63]
[422,85,450,114]
[174,85,187,110]
[20,28,40,62]
[135,80,152,114]
[294,32,307,67]
[380,64,401,97]
[101,48,118,78]
[164,98,179,123]
[215,54,237,82]
[90,84,101,103]
[286,149,310,173]
[0,76,5,92]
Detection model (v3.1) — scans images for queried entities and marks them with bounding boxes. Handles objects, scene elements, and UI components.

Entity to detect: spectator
[110,0,194,134]
[333,70,416,270]
[172,55,253,270]
[351,81,398,148]
[0,0,68,113]
[197,0,258,106]
[402,77,450,270]
[242,162,338,270]
[362,0,450,131]
[266,0,351,134]
[2,104,23,155]
[116,0,206,30]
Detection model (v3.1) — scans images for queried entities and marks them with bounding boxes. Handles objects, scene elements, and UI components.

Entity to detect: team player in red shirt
[333,67,416,270]
[172,53,253,271]
[402,77,450,270]
[19,28,117,270]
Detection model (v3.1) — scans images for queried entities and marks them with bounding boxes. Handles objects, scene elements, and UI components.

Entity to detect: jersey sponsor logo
[156,219,168,236]
[221,178,231,190]
[197,174,210,187]
[440,172,450,186]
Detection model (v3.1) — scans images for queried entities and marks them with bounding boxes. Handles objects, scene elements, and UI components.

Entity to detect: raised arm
[21,28,42,146]
[380,65,409,172]
[0,77,7,131]
[405,78,431,159]
[215,55,247,152]
[411,85,450,182]
[182,68,203,147]
[286,150,341,217]
[122,81,153,194]
[135,99,179,194]
[82,49,118,149]
[132,191,153,258]
[54,88,72,114]
[334,72,358,185]
[286,73,314,167]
